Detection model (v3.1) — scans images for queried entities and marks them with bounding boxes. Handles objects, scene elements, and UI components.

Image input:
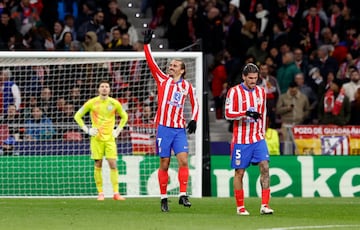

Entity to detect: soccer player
[143,29,199,212]
[225,63,274,215]
[74,80,128,201]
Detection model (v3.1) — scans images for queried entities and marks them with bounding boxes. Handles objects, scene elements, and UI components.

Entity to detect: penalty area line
[258,225,360,230]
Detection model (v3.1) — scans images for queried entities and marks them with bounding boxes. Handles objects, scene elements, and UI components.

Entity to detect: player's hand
[144,29,153,44]
[81,125,98,136]
[112,127,123,138]
[187,120,197,134]
[245,111,261,121]
[88,128,99,136]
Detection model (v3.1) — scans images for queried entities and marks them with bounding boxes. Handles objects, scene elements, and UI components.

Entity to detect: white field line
[258,225,360,230]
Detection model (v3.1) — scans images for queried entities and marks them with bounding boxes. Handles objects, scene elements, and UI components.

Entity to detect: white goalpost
[0,51,203,198]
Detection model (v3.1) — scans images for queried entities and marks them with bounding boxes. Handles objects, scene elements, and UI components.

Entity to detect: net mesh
[0,51,202,197]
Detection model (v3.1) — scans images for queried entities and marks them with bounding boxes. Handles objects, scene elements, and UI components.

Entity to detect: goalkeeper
[143,29,199,212]
[74,80,128,201]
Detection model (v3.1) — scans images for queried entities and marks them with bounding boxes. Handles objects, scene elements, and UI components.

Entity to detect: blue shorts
[230,139,269,169]
[156,125,189,158]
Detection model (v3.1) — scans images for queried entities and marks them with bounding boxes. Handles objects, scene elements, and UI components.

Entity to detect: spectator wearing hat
[318,78,351,126]
[81,31,103,51]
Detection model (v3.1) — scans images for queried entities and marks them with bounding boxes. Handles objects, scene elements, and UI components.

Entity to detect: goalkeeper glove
[81,125,98,136]
[245,111,261,121]
[112,127,123,138]
[187,120,197,134]
[144,29,154,44]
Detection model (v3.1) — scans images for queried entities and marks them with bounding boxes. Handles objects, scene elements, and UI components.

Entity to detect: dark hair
[242,63,259,76]
[288,81,298,88]
[1,8,11,16]
[98,79,111,88]
[348,65,358,71]
[332,78,344,88]
[64,14,75,21]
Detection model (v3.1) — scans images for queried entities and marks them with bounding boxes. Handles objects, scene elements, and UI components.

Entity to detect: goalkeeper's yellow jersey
[74,96,128,142]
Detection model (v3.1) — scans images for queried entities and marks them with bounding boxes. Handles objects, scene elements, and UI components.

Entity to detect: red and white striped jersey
[144,44,199,128]
[225,83,266,144]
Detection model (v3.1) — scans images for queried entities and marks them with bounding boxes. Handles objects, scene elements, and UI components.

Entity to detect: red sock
[262,189,270,205]
[234,189,244,207]
[158,169,168,195]
[178,166,189,193]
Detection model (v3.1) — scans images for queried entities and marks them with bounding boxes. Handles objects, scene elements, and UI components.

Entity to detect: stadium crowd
[1,0,360,147]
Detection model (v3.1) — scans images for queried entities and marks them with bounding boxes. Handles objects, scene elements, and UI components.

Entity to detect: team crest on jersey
[173,91,181,101]
[236,160,241,165]
[107,105,113,111]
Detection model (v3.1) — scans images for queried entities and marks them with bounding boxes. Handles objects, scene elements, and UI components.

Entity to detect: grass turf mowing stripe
[0,197,359,230]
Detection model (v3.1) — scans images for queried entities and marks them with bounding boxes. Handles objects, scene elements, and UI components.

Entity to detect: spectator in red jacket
[211,51,228,119]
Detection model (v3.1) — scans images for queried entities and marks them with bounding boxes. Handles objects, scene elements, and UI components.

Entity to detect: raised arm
[143,29,168,83]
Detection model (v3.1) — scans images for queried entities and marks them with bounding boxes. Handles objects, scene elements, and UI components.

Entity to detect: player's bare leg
[259,160,273,214]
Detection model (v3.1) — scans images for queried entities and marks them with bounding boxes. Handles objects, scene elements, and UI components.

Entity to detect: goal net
[0,51,203,198]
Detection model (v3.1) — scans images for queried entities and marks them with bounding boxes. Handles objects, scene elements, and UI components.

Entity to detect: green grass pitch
[1,197,359,230]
